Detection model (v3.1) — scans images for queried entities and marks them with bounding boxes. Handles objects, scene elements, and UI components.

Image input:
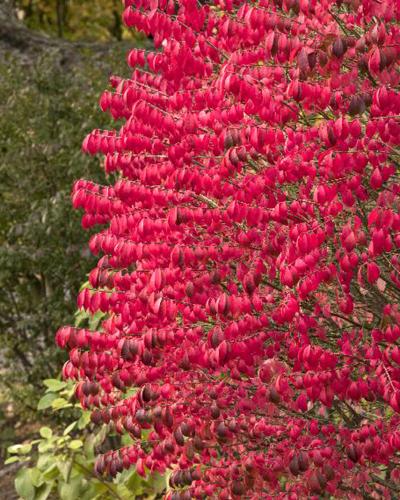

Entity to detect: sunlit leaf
[15,468,35,500]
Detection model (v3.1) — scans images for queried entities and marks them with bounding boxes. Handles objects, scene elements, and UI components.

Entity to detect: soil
[0,463,20,500]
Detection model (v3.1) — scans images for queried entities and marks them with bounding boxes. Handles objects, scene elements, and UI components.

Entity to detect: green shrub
[7,377,166,499]
[0,50,126,413]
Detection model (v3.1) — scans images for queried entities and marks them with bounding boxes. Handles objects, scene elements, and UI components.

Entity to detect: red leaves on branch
[57,0,400,497]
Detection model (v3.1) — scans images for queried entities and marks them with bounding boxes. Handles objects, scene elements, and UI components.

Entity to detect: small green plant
[6,378,166,499]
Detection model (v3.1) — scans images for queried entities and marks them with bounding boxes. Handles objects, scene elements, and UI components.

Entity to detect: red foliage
[57,0,400,497]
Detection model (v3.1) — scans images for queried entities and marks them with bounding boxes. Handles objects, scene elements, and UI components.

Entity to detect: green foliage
[0,50,128,413]
[7,378,167,499]
[0,3,154,497]
[15,0,143,41]
[37,377,75,412]
[5,300,168,498]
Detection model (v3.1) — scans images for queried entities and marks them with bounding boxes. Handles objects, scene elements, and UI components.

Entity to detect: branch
[370,474,400,494]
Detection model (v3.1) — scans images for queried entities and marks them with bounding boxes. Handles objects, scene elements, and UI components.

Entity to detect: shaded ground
[0,463,20,500]
[0,404,40,499]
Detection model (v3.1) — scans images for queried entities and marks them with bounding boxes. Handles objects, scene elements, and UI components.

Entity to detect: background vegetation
[0,2,157,497]
[15,0,132,40]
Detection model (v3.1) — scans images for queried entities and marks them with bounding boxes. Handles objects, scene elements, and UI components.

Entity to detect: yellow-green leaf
[68,439,83,450]
[40,427,53,439]
[15,468,35,500]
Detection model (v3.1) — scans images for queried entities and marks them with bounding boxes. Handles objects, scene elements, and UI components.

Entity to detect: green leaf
[79,280,90,292]
[68,439,83,450]
[122,470,144,492]
[30,467,44,488]
[58,476,83,500]
[37,453,52,470]
[4,456,21,464]
[38,441,54,453]
[88,310,106,330]
[42,463,59,481]
[92,425,108,448]
[39,427,53,439]
[43,379,67,392]
[146,472,167,494]
[51,398,73,410]
[37,393,58,410]
[8,443,32,455]
[121,387,138,400]
[35,482,53,500]
[63,421,77,436]
[121,433,134,446]
[77,410,91,430]
[57,459,73,482]
[56,436,69,446]
[115,482,140,499]
[15,468,35,500]
[61,384,76,400]
[74,309,89,327]
[83,432,96,459]
[83,483,108,500]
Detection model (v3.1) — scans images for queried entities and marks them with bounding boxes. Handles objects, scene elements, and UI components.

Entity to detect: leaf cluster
[7,378,166,500]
